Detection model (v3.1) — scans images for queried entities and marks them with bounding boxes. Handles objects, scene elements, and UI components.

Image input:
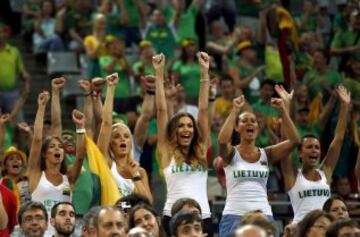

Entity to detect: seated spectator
[129,204,166,237]
[145,9,176,60]
[326,218,360,237]
[32,0,64,56]
[50,202,76,237]
[297,210,334,237]
[170,211,205,237]
[323,195,350,221]
[18,201,48,237]
[94,206,127,237]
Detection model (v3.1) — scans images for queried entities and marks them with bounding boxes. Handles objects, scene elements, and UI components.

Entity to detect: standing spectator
[0,23,30,120]
[18,201,48,237]
[171,38,201,104]
[84,13,109,78]
[99,36,132,113]
[294,0,318,34]
[117,0,146,47]
[50,202,76,237]
[145,9,176,60]
[64,0,94,52]
[172,0,204,44]
[214,75,237,120]
[33,0,64,56]
[331,8,360,71]
[333,0,352,33]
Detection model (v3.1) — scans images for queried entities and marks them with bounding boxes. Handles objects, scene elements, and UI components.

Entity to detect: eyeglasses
[22,215,46,223]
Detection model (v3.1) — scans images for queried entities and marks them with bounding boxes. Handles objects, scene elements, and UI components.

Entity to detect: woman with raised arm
[27,91,86,237]
[153,52,212,236]
[278,85,351,224]
[217,86,300,237]
[96,74,152,202]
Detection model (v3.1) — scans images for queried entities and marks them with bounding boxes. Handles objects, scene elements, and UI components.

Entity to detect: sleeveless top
[288,169,331,223]
[31,171,71,237]
[110,161,135,196]
[223,148,272,216]
[163,158,211,218]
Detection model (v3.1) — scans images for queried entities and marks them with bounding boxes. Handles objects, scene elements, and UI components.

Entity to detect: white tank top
[288,169,331,223]
[163,158,211,218]
[223,148,272,216]
[31,171,71,237]
[111,161,135,196]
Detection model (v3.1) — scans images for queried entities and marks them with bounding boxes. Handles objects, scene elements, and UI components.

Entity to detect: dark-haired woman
[27,91,85,237]
[296,209,333,237]
[279,85,350,224]
[217,85,300,237]
[153,52,212,236]
[323,195,349,221]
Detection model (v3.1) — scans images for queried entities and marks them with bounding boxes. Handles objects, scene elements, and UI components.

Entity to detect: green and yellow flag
[85,134,121,205]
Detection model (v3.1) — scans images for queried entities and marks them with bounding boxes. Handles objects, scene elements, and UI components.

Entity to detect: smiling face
[299,137,321,168]
[4,154,24,177]
[111,124,133,158]
[176,116,195,147]
[133,208,160,237]
[43,137,65,167]
[236,112,259,142]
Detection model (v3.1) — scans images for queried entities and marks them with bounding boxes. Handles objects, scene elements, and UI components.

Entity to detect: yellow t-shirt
[214,97,233,119]
[83,35,108,57]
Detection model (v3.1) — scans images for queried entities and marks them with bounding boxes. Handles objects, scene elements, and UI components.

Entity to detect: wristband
[146,90,155,95]
[76,128,86,134]
[92,91,101,97]
[132,176,142,181]
[83,91,91,97]
[209,97,216,102]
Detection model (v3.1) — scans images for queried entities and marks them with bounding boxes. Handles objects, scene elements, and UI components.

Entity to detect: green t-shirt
[99,56,131,98]
[252,99,279,118]
[66,154,100,215]
[121,0,141,27]
[132,61,155,76]
[333,13,348,33]
[302,68,342,101]
[331,30,360,61]
[174,4,198,43]
[22,0,41,33]
[0,44,24,91]
[106,9,124,39]
[343,77,360,101]
[294,14,317,33]
[65,9,93,38]
[145,25,176,59]
[172,60,200,98]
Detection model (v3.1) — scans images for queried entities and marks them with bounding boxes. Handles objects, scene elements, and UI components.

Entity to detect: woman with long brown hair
[153,51,212,236]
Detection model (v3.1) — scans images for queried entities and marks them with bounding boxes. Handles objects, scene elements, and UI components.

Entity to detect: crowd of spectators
[0,0,360,236]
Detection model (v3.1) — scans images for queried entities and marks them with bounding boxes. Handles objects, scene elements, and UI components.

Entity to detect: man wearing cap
[0,23,30,119]
[331,6,360,71]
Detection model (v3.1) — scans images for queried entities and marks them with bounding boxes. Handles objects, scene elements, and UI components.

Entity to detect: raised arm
[265,85,300,165]
[275,85,297,190]
[97,74,119,166]
[27,91,50,190]
[321,85,351,180]
[218,96,244,165]
[67,110,86,185]
[78,79,94,139]
[133,76,155,150]
[153,54,169,165]
[197,52,210,146]
[50,77,66,137]
[319,90,337,132]
[91,78,105,141]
